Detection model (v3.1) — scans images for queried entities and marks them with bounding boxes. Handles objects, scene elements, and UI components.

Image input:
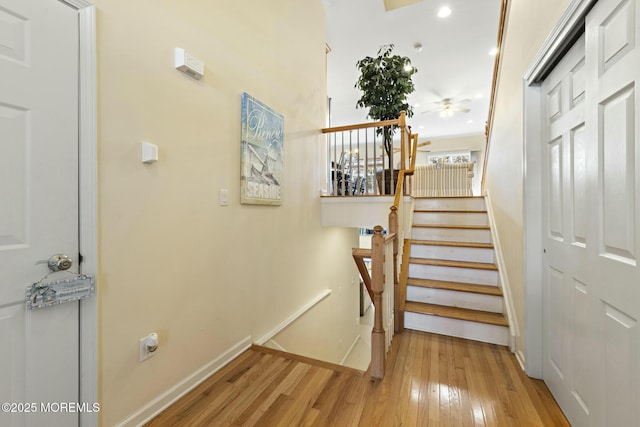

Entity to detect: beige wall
[417,133,485,155]
[93,1,360,425]
[485,0,571,359]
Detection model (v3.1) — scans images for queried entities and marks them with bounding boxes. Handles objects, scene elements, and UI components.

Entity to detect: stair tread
[414,209,487,214]
[411,239,494,249]
[414,196,484,199]
[405,301,508,327]
[407,278,503,296]
[410,258,498,271]
[413,224,490,230]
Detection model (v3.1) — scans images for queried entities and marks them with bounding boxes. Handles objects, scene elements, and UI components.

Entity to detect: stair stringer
[483,192,519,355]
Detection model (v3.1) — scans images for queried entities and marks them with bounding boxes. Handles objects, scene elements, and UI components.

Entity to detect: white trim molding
[525,0,598,84]
[340,334,362,366]
[263,339,288,352]
[483,192,519,352]
[255,289,332,345]
[115,336,253,427]
[523,0,597,378]
[522,81,544,379]
[59,1,99,425]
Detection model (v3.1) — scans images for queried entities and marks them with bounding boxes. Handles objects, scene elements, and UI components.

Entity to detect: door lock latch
[48,254,73,272]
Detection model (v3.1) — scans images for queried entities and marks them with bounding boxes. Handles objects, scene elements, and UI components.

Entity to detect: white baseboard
[254,289,332,345]
[115,335,252,427]
[483,192,520,352]
[340,334,361,366]
[263,339,287,352]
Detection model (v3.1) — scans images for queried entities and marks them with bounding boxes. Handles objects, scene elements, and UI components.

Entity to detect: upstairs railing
[346,114,417,379]
[322,111,412,196]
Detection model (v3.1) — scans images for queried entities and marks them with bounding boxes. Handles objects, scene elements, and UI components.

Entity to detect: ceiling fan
[422,98,471,116]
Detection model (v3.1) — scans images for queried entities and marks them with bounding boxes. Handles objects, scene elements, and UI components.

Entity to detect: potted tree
[355,44,417,194]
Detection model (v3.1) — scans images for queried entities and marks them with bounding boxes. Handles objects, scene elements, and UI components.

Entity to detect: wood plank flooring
[146,331,569,426]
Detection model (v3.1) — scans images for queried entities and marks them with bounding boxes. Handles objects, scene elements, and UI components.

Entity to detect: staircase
[403,196,509,346]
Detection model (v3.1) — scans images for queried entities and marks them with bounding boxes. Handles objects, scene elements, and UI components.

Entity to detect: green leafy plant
[355,44,417,169]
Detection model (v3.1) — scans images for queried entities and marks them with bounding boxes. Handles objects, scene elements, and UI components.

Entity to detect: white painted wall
[484,0,571,361]
[92,1,360,425]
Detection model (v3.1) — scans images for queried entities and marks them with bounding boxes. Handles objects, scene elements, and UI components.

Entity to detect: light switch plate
[219,189,229,206]
[141,142,158,163]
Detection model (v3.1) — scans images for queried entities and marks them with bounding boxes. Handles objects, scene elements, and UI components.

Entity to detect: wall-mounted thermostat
[175,47,204,80]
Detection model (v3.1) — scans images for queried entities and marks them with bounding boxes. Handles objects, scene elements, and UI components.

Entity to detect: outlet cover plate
[139,336,155,362]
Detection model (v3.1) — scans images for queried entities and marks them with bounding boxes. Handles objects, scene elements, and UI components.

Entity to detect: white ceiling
[324,0,502,140]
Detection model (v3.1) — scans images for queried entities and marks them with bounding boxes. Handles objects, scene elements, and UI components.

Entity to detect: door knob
[48,254,73,272]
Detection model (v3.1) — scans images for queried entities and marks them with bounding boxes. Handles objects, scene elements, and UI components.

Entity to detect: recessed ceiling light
[475,93,483,99]
[437,6,452,18]
[467,120,473,124]
[414,103,421,108]
[489,47,499,56]
[419,125,425,129]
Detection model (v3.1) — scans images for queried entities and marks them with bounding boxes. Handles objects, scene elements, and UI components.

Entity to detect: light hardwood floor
[147,330,569,426]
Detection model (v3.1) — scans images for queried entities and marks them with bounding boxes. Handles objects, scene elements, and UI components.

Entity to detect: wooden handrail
[392,132,419,208]
[352,248,374,302]
[339,111,417,380]
[352,248,372,257]
[321,117,401,133]
[390,132,418,334]
[323,111,408,197]
[396,239,412,331]
[369,117,417,379]
[482,0,509,192]
[383,232,397,244]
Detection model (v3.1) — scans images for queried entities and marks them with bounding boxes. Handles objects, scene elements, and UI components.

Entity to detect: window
[429,151,471,164]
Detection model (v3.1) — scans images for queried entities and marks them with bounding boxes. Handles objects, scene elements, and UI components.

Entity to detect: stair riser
[404,312,509,346]
[411,227,491,243]
[411,244,495,264]
[406,286,503,313]
[413,212,489,226]
[409,264,498,286]
[414,198,485,211]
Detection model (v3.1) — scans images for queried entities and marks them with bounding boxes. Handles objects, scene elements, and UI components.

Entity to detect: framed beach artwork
[240,93,284,205]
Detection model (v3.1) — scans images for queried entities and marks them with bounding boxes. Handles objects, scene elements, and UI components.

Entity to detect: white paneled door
[541,0,640,425]
[541,34,590,426]
[0,0,81,426]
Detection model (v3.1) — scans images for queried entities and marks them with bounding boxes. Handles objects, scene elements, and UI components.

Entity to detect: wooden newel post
[371,225,385,379]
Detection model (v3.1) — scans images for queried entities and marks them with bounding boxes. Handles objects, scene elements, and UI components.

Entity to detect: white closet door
[585,0,640,424]
[541,35,590,427]
[541,0,640,425]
